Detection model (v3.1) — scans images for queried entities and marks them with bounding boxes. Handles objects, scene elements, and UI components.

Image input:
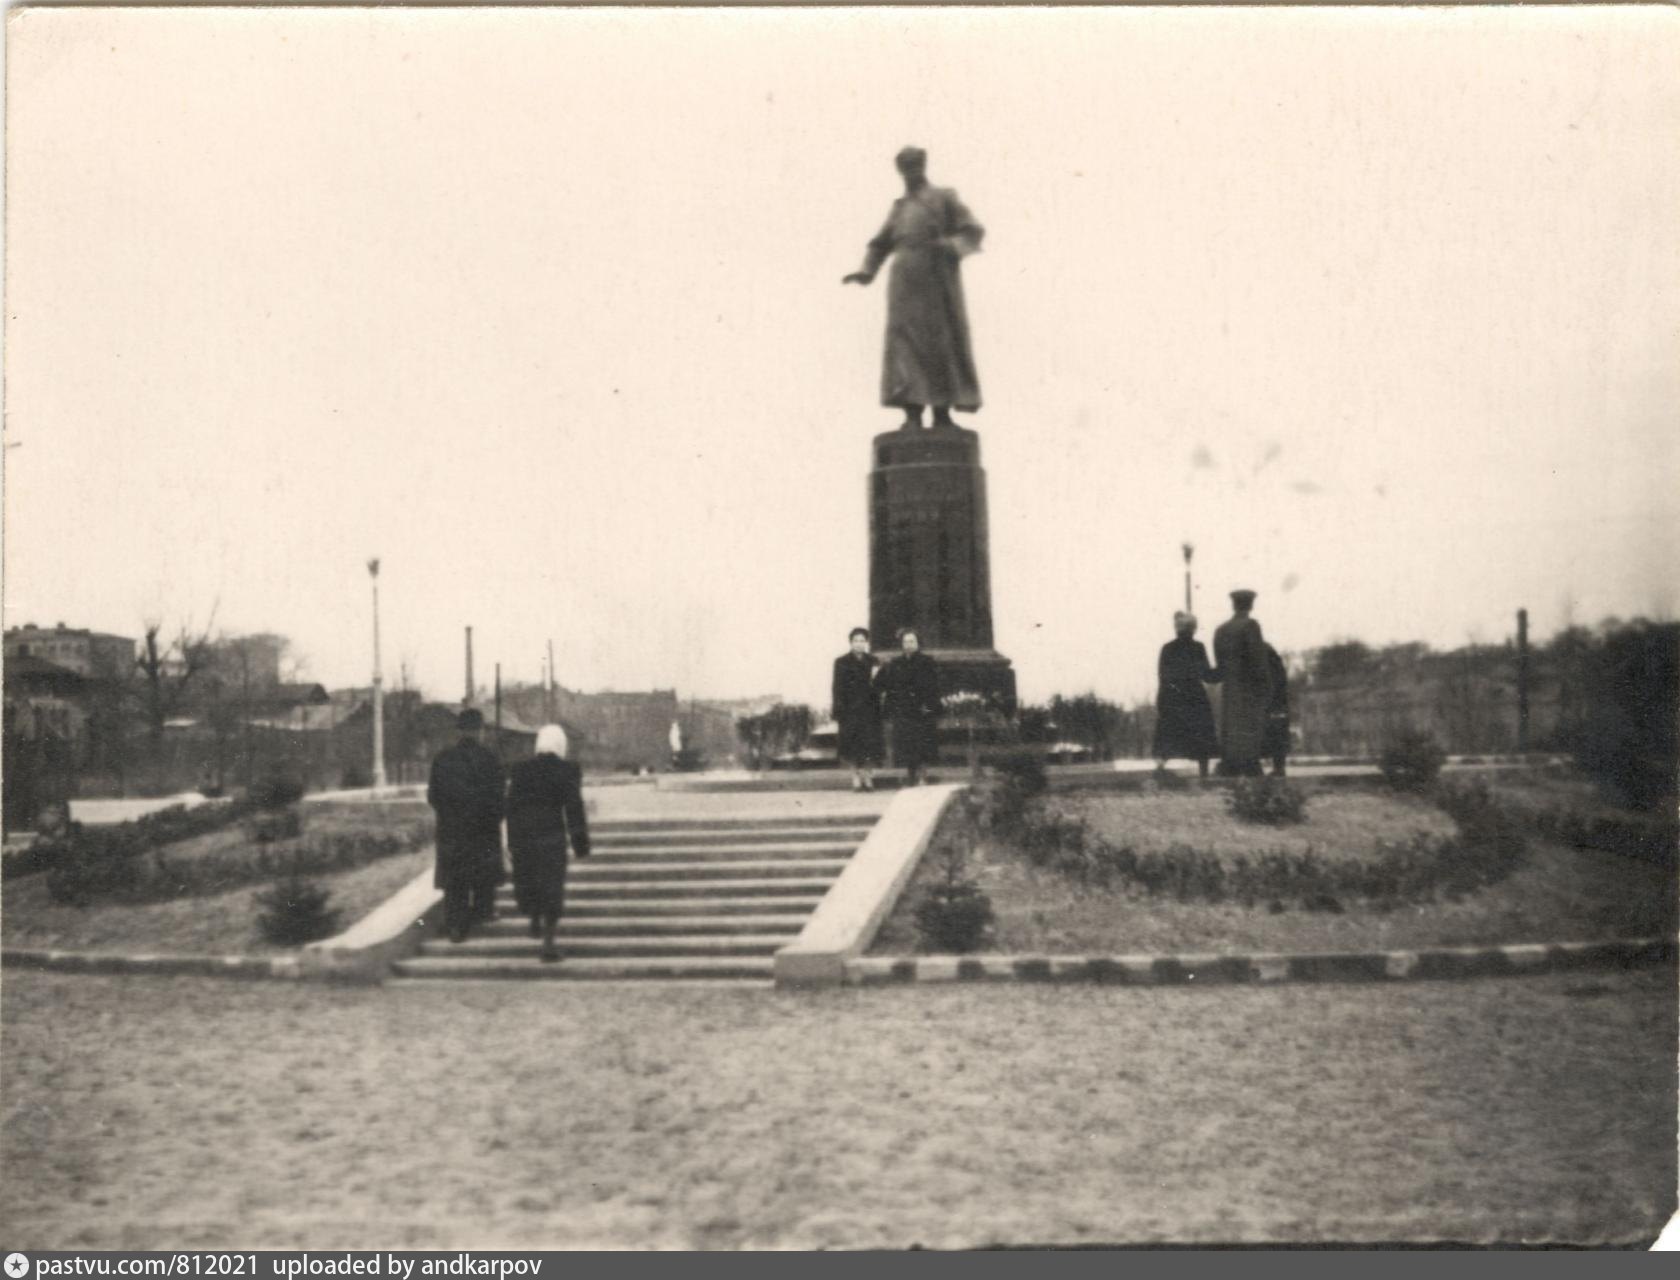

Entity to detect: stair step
[560,877,838,900]
[477,914,811,937]
[591,826,872,848]
[575,841,859,862]
[391,955,776,982]
[562,858,848,882]
[585,815,874,833]
[563,896,825,918]
[420,934,794,959]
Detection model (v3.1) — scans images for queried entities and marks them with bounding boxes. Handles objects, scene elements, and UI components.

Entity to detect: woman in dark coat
[876,628,943,784]
[1152,611,1221,778]
[832,626,884,791]
[505,723,591,963]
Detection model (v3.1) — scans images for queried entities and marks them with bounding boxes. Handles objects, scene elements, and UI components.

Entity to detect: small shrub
[992,749,1047,798]
[251,773,306,810]
[254,876,341,945]
[249,807,304,844]
[986,750,1048,834]
[1226,777,1308,825]
[1380,728,1446,791]
[44,835,138,906]
[912,837,995,953]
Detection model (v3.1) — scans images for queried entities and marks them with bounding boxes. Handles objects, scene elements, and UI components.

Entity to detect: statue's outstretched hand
[842,272,873,286]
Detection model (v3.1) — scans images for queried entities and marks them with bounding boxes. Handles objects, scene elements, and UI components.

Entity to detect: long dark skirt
[892,714,940,771]
[509,835,569,920]
[837,713,885,767]
[1153,681,1219,761]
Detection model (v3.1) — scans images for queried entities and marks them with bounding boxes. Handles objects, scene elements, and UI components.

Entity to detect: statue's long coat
[859,186,983,412]
[1212,614,1274,769]
[427,737,506,892]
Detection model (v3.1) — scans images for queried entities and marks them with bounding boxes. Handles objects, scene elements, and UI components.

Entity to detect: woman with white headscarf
[1152,611,1222,779]
[505,723,591,962]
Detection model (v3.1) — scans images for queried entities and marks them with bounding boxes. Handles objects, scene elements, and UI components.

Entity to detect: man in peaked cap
[1212,589,1274,777]
[427,707,507,942]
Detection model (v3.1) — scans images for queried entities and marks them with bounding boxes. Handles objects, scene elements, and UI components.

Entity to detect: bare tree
[136,610,218,742]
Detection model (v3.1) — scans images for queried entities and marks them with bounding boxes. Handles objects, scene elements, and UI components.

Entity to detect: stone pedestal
[868,425,1016,711]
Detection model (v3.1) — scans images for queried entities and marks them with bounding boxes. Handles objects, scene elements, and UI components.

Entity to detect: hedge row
[3,796,259,882]
[1000,779,1529,912]
[45,819,435,906]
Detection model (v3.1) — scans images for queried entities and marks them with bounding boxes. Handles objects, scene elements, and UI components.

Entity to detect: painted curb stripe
[843,938,1675,986]
[8,938,1673,987]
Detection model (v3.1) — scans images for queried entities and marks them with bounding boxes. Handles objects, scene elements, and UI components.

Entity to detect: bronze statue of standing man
[843,147,984,430]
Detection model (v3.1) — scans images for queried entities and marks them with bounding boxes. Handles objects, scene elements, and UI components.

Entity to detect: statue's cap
[1229,588,1258,606]
[895,146,927,167]
[457,708,484,731]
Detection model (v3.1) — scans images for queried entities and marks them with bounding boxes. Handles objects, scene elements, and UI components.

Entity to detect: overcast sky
[6,6,1677,706]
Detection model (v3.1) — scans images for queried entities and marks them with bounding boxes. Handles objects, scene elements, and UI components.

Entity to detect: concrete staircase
[391,811,877,982]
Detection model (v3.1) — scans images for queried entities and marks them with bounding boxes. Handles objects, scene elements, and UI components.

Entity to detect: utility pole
[494,663,503,762]
[1182,542,1195,615]
[464,626,475,707]
[547,638,556,722]
[1516,608,1530,754]
[368,558,387,790]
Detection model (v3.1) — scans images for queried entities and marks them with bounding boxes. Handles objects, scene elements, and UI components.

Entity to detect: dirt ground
[1,968,1673,1248]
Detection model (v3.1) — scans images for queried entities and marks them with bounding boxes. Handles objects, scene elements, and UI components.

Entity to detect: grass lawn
[1,968,1671,1247]
[872,784,1677,955]
[1064,787,1457,860]
[1,802,433,955]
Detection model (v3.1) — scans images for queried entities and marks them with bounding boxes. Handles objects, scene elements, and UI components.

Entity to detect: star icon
[5,1254,31,1279]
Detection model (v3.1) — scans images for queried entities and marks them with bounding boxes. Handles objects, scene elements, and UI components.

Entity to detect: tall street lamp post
[368,557,388,790]
[1182,542,1195,615]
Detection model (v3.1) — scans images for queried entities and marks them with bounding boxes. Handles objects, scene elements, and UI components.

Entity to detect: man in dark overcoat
[877,628,943,785]
[427,707,506,942]
[1212,589,1274,778]
[832,626,884,792]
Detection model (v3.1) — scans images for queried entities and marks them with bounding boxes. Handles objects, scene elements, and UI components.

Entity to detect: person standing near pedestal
[1262,643,1292,778]
[1212,590,1273,778]
[878,628,943,785]
[832,627,884,792]
[842,146,983,431]
[1152,611,1221,779]
[427,708,507,942]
